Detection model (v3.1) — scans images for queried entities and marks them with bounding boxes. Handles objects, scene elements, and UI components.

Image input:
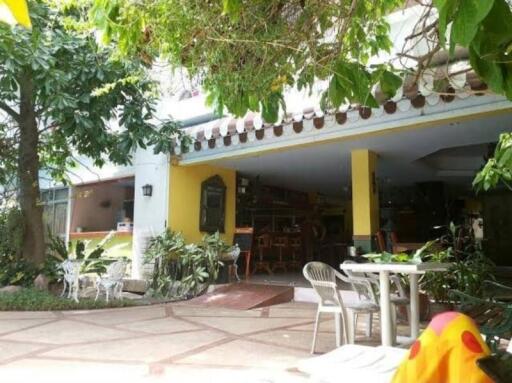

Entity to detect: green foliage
[421,247,455,303]
[90,0,402,121]
[473,133,512,192]
[366,240,436,264]
[434,0,512,97]
[0,207,24,259]
[0,207,35,287]
[201,231,231,260]
[47,231,127,276]
[450,251,495,297]
[0,288,139,311]
[0,255,37,287]
[420,223,496,302]
[144,230,225,299]
[0,0,187,185]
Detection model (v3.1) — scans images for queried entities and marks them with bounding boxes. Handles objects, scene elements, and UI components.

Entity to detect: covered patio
[168,95,512,284]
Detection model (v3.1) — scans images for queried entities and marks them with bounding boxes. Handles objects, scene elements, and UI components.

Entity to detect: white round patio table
[339,262,451,346]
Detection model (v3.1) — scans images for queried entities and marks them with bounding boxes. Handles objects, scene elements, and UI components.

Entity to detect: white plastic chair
[342,260,411,339]
[95,261,126,302]
[60,259,82,303]
[303,262,380,354]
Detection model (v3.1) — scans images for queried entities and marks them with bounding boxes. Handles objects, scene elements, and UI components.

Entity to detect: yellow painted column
[168,164,236,244]
[351,149,379,253]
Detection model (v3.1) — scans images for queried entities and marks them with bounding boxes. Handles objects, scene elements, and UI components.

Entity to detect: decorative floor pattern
[0,300,398,382]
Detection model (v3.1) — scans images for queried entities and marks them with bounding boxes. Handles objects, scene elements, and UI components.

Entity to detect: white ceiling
[214,112,512,196]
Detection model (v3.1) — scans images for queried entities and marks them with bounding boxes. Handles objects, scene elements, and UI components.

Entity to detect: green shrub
[46,231,130,281]
[420,223,496,302]
[0,289,139,311]
[0,207,36,287]
[144,230,225,299]
[0,207,24,258]
[0,255,37,287]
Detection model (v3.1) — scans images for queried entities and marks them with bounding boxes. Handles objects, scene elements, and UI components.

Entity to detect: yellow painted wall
[168,164,236,244]
[351,149,380,236]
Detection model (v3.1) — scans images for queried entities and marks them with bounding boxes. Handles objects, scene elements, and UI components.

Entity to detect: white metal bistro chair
[60,259,82,303]
[303,262,380,354]
[229,244,241,282]
[95,260,127,302]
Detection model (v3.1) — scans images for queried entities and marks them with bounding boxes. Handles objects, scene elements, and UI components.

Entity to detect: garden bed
[0,289,145,311]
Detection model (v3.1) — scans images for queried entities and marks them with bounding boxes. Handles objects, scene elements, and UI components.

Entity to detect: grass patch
[0,289,142,311]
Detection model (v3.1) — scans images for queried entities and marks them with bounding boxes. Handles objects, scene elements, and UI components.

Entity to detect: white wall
[131,148,169,279]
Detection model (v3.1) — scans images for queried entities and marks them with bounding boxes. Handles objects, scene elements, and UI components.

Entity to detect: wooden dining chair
[253,234,273,275]
[375,230,387,253]
[288,236,302,270]
[272,235,288,272]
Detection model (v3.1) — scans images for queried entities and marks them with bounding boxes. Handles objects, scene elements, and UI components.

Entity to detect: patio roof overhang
[172,63,511,166]
[176,91,512,166]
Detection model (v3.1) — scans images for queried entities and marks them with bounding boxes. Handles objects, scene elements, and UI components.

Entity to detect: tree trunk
[17,70,45,266]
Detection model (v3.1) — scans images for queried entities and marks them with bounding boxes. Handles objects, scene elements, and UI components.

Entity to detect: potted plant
[200,231,231,284]
[420,225,496,319]
[144,230,225,299]
[420,247,455,319]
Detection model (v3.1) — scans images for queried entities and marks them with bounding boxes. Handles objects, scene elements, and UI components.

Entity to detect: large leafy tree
[91,0,512,190]
[0,1,185,265]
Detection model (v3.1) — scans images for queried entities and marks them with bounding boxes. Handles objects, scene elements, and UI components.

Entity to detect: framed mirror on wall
[200,175,226,233]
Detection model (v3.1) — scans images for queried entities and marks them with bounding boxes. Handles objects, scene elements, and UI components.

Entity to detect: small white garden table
[339,262,451,346]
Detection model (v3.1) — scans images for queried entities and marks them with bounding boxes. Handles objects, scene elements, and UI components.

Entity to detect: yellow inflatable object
[0,0,31,28]
[392,312,493,383]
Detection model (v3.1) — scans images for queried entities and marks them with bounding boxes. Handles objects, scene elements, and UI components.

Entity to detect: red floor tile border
[0,344,62,366]
[155,336,237,364]
[0,319,60,337]
[31,355,148,366]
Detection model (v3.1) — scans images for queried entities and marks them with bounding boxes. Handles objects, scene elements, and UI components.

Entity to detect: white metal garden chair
[303,262,380,354]
[60,259,82,303]
[229,244,241,282]
[95,260,126,302]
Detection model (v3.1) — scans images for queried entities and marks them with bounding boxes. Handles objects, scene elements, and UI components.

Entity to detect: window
[41,187,69,239]
[200,175,226,233]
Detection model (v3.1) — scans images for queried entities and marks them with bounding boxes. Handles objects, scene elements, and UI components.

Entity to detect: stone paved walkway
[0,301,388,383]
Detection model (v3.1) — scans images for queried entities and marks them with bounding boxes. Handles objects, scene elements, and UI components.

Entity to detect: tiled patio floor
[0,300,404,383]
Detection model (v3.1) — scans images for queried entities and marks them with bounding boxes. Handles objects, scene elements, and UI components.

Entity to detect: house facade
[41,4,512,279]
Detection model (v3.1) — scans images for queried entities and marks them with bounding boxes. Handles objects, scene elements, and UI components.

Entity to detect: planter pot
[215,259,235,284]
[427,301,454,321]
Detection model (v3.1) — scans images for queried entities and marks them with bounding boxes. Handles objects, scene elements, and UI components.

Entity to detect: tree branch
[0,101,20,122]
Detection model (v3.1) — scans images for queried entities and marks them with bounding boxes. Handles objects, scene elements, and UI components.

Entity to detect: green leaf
[328,76,344,107]
[379,70,402,99]
[434,0,459,45]
[469,46,504,94]
[451,0,494,47]
[261,94,281,123]
[222,0,241,18]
